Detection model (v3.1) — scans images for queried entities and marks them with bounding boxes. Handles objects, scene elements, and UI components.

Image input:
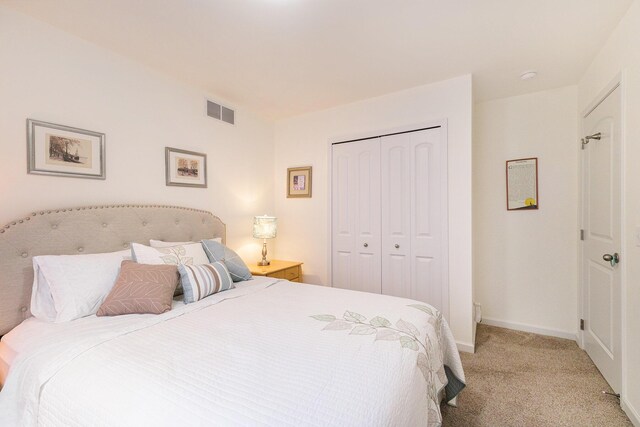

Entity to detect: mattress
[0,277,464,427]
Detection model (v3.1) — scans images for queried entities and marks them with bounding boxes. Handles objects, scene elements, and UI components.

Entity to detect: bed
[0,204,465,427]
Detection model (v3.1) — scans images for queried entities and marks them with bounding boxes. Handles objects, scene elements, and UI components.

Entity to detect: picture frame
[506,157,539,210]
[287,166,312,198]
[27,119,106,180]
[165,147,207,188]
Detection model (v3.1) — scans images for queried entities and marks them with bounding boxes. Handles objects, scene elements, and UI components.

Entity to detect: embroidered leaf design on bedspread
[400,335,419,351]
[343,311,366,322]
[310,314,336,322]
[396,319,419,336]
[350,325,376,335]
[370,316,391,328]
[416,352,431,382]
[375,329,400,341]
[311,304,448,427]
[408,304,435,316]
[323,320,354,331]
[437,366,447,384]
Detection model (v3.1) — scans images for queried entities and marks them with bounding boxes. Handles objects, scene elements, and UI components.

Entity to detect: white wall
[474,86,579,339]
[578,0,640,423]
[273,75,474,351]
[0,6,275,259]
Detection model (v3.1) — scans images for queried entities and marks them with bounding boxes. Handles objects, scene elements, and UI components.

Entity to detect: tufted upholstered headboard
[0,204,226,336]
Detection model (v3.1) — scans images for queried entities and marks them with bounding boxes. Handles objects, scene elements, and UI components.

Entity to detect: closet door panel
[331,139,381,293]
[381,136,411,298]
[380,127,447,315]
[334,251,353,290]
[331,150,354,289]
[414,256,437,305]
[388,253,411,298]
[410,128,446,314]
[356,149,380,254]
[354,146,381,293]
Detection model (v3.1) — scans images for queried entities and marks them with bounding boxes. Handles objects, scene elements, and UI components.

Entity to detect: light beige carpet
[441,324,632,426]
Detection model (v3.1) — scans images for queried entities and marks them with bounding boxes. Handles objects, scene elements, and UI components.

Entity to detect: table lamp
[253,215,277,266]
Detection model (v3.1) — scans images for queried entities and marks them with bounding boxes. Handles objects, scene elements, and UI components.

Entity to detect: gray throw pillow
[201,240,252,282]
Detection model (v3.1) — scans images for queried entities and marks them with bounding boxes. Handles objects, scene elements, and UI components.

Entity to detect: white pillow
[149,238,221,248]
[30,268,57,321]
[30,250,131,322]
[131,242,209,266]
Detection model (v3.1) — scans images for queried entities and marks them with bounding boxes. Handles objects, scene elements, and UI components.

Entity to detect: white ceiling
[3,0,633,120]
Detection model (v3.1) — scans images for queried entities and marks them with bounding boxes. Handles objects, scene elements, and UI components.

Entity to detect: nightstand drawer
[248,260,303,283]
[268,270,286,279]
[284,266,300,281]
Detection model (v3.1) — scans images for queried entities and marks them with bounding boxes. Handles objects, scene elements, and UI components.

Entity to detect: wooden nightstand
[249,260,303,282]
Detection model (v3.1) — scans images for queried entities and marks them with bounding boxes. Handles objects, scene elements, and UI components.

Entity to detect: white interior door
[331,138,381,293]
[381,128,447,314]
[582,85,622,393]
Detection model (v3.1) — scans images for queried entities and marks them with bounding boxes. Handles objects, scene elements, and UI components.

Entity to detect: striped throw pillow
[178,262,234,304]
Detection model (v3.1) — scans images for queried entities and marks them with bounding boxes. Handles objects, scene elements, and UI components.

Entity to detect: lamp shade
[253,215,277,239]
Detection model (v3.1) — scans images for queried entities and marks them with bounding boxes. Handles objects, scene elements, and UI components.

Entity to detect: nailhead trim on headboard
[0,204,221,233]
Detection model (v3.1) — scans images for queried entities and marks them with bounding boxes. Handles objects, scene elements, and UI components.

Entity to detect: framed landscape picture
[27,119,106,179]
[165,147,207,188]
[287,166,312,198]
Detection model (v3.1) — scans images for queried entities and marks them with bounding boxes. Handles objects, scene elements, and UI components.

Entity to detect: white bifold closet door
[381,128,446,314]
[331,127,447,316]
[331,138,382,293]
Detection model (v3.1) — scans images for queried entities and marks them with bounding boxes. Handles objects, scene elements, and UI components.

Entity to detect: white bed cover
[0,341,14,387]
[0,277,464,427]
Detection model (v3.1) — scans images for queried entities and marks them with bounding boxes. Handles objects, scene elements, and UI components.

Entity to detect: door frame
[326,119,449,319]
[578,72,626,396]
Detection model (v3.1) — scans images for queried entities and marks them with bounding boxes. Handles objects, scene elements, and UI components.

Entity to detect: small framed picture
[27,119,106,179]
[506,157,538,210]
[165,147,207,188]
[287,166,312,198]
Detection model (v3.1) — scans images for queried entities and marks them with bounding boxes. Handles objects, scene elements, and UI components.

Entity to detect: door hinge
[580,319,585,331]
[580,229,585,241]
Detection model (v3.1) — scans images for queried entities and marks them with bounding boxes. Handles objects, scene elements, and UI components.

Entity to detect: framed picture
[506,157,538,210]
[165,147,207,188]
[27,119,106,179]
[287,166,312,198]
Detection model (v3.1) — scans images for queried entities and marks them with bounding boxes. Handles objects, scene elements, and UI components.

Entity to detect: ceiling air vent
[206,99,235,125]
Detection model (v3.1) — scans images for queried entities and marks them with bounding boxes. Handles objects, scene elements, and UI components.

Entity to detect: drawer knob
[363,243,368,248]
[395,244,400,249]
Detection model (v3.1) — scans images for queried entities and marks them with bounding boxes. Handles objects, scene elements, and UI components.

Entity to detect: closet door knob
[363,243,368,248]
[395,244,400,249]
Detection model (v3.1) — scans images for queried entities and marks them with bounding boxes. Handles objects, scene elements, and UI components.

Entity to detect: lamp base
[258,240,270,266]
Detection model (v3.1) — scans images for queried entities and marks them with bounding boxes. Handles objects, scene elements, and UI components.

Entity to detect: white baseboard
[456,341,475,354]
[622,398,640,427]
[481,317,577,341]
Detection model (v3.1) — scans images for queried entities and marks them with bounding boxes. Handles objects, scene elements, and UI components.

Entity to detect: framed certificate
[506,158,538,210]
